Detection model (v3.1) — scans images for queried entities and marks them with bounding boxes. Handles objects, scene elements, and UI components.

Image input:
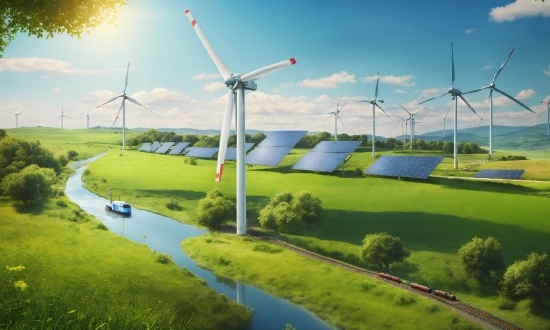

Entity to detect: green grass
[0,195,251,329]
[183,234,481,330]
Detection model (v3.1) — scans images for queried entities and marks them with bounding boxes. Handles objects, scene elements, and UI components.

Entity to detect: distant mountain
[132,127,266,136]
[420,125,529,139]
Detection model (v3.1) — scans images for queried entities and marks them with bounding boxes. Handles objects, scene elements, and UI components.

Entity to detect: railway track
[249,231,521,330]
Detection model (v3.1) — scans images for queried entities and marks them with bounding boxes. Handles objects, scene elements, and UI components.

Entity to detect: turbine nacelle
[449,87,462,95]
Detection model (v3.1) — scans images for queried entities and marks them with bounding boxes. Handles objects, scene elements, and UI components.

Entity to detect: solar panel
[149,141,161,152]
[185,147,218,158]
[168,142,190,155]
[246,146,292,166]
[475,169,525,179]
[258,131,307,147]
[292,152,349,172]
[365,156,444,179]
[155,142,174,154]
[225,143,255,161]
[138,143,151,151]
[311,141,362,153]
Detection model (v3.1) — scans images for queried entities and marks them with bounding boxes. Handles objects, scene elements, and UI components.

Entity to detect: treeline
[295,132,368,148]
[378,138,488,154]
[127,129,267,148]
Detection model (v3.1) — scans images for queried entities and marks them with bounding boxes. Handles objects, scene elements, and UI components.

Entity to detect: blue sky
[1,0,549,137]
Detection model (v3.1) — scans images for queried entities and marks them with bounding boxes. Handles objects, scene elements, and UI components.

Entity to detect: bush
[196,188,235,230]
[156,253,173,264]
[501,252,550,303]
[499,155,527,161]
[458,237,504,282]
[67,150,79,160]
[58,155,69,167]
[166,197,182,211]
[258,190,323,232]
[360,232,410,270]
[1,165,56,205]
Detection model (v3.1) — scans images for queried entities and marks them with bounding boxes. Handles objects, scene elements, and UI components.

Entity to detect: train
[105,201,132,215]
[378,273,456,301]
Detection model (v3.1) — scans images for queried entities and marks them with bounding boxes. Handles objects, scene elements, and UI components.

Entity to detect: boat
[105,201,132,215]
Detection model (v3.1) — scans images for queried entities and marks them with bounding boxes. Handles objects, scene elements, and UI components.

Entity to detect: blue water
[65,155,333,330]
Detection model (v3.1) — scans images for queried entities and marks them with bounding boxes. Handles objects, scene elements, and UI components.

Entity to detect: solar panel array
[475,169,525,179]
[154,142,173,154]
[258,130,308,147]
[168,142,190,155]
[246,147,292,166]
[365,156,444,179]
[225,143,255,161]
[185,147,219,159]
[149,141,161,152]
[292,140,362,173]
[311,141,362,153]
[138,143,151,151]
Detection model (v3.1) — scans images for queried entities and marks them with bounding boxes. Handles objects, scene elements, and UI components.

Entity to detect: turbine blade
[215,89,235,182]
[462,85,491,95]
[457,95,483,120]
[451,42,455,87]
[376,104,393,121]
[412,107,426,115]
[316,111,335,115]
[97,94,123,108]
[322,114,334,122]
[185,10,231,79]
[444,107,451,119]
[419,91,448,105]
[337,114,347,129]
[493,48,514,83]
[353,100,374,103]
[241,58,296,82]
[124,62,130,93]
[375,71,380,99]
[112,101,124,126]
[494,87,535,113]
[399,104,412,115]
[127,96,161,117]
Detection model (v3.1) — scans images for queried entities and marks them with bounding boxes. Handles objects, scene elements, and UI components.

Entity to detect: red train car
[434,289,456,301]
[378,273,402,283]
[411,283,432,293]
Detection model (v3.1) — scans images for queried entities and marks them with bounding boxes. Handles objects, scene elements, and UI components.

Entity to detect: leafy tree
[1,0,128,57]
[67,150,79,160]
[258,190,323,232]
[0,136,60,180]
[501,252,550,302]
[0,129,6,139]
[360,232,410,270]
[1,165,56,205]
[196,188,235,231]
[458,237,504,281]
[442,141,454,153]
[250,132,267,145]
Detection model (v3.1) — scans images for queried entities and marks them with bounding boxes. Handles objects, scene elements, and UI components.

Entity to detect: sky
[1,0,549,138]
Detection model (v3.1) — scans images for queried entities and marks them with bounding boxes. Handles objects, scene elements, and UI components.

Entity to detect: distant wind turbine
[10,110,24,128]
[399,104,425,149]
[542,101,550,136]
[443,107,451,138]
[96,63,159,155]
[419,42,482,170]
[354,71,392,157]
[80,109,92,129]
[462,49,534,157]
[316,95,346,141]
[56,105,71,129]
[394,113,407,147]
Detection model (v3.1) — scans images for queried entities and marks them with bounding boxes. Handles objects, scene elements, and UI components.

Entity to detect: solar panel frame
[258,131,307,147]
[365,156,444,179]
[292,152,349,172]
[246,146,292,166]
[149,141,161,152]
[155,142,174,154]
[311,141,362,153]
[474,169,525,179]
[185,147,219,159]
[225,143,255,161]
[168,142,190,155]
[138,143,152,151]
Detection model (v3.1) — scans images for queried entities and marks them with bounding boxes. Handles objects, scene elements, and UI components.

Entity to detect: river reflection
[65,156,333,330]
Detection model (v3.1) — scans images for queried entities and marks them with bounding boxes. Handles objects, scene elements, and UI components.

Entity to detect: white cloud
[419,88,441,98]
[192,73,221,81]
[483,63,494,70]
[52,88,62,94]
[544,65,550,77]
[131,88,192,106]
[490,0,550,22]
[468,89,536,109]
[295,71,356,89]
[515,89,536,101]
[203,82,226,92]
[362,74,415,86]
[465,28,476,34]
[395,89,406,94]
[0,57,100,75]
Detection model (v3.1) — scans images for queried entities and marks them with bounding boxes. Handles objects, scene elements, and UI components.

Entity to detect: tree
[67,150,79,160]
[1,0,128,57]
[360,232,410,270]
[258,190,323,232]
[196,188,235,231]
[458,237,504,281]
[501,252,550,302]
[1,165,56,205]
[0,136,60,180]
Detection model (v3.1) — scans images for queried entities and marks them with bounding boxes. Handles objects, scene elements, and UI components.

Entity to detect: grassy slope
[183,234,481,330]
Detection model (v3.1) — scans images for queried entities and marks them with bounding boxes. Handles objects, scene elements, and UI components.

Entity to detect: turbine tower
[443,107,451,138]
[419,42,482,170]
[354,72,392,157]
[542,101,549,136]
[185,9,296,236]
[96,63,159,155]
[399,105,425,149]
[10,110,24,128]
[463,49,534,157]
[316,95,346,141]
[56,105,71,129]
[81,109,92,129]
[395,113,407,147]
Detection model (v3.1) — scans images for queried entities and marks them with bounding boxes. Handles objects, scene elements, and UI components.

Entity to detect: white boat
[105,201,132,215]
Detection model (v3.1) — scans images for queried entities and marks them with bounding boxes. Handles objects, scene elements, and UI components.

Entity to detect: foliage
[67,150,79,160]
[501,252,550,302]
[57,155,69,167]
[0,0,128,57]
[258,190,323,232]
[0,135,61,180]
[1,164,56,205]
[156,253,173,264]
[196,188,235,230]
[458,237,504,281]
[127,128,184,146]
[295,131,368,148]
[165,197,182,211]
[499,155,527,161]
[360,232,411,270]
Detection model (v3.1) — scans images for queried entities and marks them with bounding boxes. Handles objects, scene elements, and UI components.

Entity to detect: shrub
[196,188,235,230]
[97,223,108,231]
[1,165,56,205]
[166,198,182,211]
[58,155,69,167]
[501,252,550,303]
[258,190,323,232]
[189,158,197,165]
[458,237,504,282]
[360,232,410,270]
[67,150,79,160]
[156,253,173,264]
[56,200,68,208]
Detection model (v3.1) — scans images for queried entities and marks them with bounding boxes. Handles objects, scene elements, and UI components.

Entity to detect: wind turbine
[10,110,24,128]
[185,9,296,236]
[443,107,451,139]
[80,109,92,129]
[354,71,392,157]
[316,95,346,141]
[394,113,407,147]
[462,49,534,157]
[56,105,71,129]
[96,63,158,155]
[399,104,425,149]
[542,101,549,136]
[419,42,482,170]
